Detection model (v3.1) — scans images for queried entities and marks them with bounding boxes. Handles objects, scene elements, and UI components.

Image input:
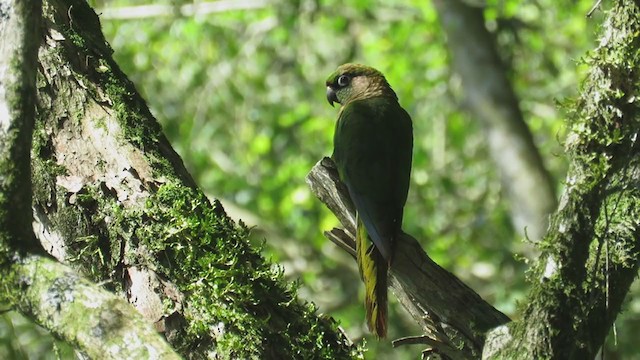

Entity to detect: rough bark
[485,0,640,357]
[26,0,358,358]
[13,255,181,359]
[4,0,637,358]
[307,158,511,359]
[0,1,180,357]
[432,0,557,241]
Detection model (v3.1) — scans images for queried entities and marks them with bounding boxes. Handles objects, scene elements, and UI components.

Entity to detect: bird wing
[332,97,413,260]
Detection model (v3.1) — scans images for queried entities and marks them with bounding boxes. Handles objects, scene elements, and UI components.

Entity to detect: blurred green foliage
[4,0,639,358]
[0,312,74,360]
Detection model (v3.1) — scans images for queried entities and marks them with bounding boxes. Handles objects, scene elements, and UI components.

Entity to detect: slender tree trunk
[432,0,557,241]
[0,0,43,254]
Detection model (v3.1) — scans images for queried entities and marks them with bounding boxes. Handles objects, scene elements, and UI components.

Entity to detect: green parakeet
[325,63,413,338]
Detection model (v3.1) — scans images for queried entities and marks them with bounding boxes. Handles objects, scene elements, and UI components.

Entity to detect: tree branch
[432,0,557,241]
[486,0,640,357]
[14,255,180,359]
[97,0,267,20]
[307,157,510,359]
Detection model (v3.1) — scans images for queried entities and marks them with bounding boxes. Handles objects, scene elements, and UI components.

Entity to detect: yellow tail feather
[356,217,388,338]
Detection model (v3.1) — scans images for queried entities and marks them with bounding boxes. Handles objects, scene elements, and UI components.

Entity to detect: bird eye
[337,75,350,87]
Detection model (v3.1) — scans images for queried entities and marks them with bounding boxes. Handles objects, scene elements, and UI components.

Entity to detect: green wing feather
[333,98,412,259]
[333,96,412,338]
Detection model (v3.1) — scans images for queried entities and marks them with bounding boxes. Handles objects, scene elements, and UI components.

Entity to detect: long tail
[356,217,388,338]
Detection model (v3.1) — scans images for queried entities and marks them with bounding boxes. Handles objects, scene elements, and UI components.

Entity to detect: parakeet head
[325,63,397,107]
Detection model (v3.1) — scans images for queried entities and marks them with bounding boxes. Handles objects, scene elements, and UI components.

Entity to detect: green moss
[35,1,360,357]
[31,171,359,358]
[31,146,116,283]
[45,0,175,182]
[505,2,640,357]
[114,183,359,359]
[0,263,19,307]
[40,179,358,359]
[98,75,176,178]
[31,159,66,208]
[0,55,41,254]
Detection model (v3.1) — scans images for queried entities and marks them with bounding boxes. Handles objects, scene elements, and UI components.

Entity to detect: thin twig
[587,0,603,17]
[98,0,267,20]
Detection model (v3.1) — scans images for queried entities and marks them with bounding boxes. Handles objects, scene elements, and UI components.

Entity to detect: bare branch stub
[305,157,357,237]
[306,157,511,358]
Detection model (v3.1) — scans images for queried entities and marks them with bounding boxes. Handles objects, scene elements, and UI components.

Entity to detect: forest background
[2,0,637,359]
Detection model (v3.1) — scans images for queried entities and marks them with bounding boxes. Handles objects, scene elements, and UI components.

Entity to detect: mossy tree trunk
[2,0,639,359]
[1,0,358,358]
[484,0,640,357]
[1,0,179,358]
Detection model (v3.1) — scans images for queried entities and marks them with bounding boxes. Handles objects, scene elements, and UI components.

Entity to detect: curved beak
[326,86,339,107]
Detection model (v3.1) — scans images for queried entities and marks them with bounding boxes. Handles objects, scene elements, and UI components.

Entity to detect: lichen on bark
[28,0,361,358]
[486,1,640,358]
